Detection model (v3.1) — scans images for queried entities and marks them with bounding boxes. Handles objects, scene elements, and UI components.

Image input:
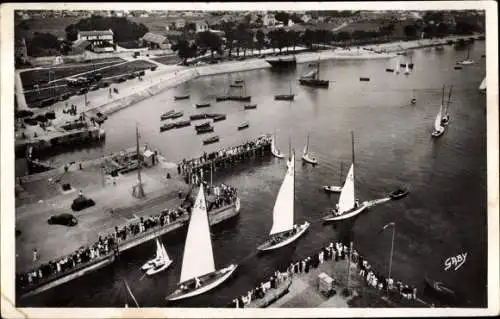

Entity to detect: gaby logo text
[444,252,467,271]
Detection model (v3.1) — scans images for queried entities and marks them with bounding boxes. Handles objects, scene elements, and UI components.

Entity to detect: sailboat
[441,85,452,126]
[142,238,173,276]
[275,81,295,101]
[322,131,367,222]
[271,132,285,159]
[457,48,474,65]
[257,152,310,251]
[479,76,486,93]
[404,63,410,75]
[322,162,343,193]
[431,86,448,138]
[229,83,251,101]
[411,89,417,105]
[299,57,329,88]
[301,134,318,165]
[165,184,238,301]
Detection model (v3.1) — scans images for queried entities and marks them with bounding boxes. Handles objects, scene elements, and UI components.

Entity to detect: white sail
[155,238,162,259]
[405,64,410,73]
[272,135,278,153]
[160,242,171,262]
[479,77,486,91]
[395,60,400,73]
[434,104,443,131]
[179,184,215,283]
[338,164,355,213]
[303,136,309,156]
[302,70,316,78]
[270,154,295,235]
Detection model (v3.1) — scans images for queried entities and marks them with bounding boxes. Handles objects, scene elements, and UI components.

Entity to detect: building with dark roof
[141,32,171,49]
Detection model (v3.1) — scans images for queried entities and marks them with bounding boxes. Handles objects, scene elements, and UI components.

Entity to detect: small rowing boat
[213,114,226,122]
[389,187,409,200]
[190,114,207,120]
[195,121,211,130]
[230,84,243,88]
[173,120,191,128]
[237,121,249,130]
[203,136,220,145]
[244,104,257,110]
[160,123,176,132]
[196,125,214,134]
[160,110,176,120]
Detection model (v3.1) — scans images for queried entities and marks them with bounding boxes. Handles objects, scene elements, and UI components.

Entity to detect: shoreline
[15,34,482,120]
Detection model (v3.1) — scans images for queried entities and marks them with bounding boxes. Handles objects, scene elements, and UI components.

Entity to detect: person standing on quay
[32,248,39,262]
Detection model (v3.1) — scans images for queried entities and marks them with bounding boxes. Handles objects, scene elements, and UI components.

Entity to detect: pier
[178,134,272,181]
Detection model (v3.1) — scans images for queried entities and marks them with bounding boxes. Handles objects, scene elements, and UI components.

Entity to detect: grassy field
[23,60,157,107]
[152,54,181,65]
[20,61,124,89]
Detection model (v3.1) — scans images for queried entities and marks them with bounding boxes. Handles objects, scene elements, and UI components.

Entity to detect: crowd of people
[177,134,272,183]
[17,183,238,291]
[17,234,117,289]
[229,241,419,308]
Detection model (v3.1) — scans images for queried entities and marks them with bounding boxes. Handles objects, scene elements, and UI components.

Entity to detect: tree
[275,11,290,25]
[220,21,236,56]
[403,24,418,38]
[196,31,223,58]
[301,29,315,49]
[26,32,61,57]
[172,39,197,65]
[184,22,196,33]
[256,30,266,54]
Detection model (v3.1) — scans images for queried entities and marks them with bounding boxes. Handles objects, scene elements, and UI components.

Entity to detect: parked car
[71,195,95,211]
[48,213,78,226]
[89,84,99,91]
[77,87,89,95]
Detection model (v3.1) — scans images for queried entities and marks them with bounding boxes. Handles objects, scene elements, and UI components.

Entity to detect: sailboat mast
[446,85,453,114]
[317,57,320,80]
[441,85,445,106]
[135,124,145,198]
[351,131,355,201]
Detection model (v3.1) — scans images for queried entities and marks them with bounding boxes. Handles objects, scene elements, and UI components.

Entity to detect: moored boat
[196,125,214,134]
[194,121,211,130]
[299,58,329,88]
[190,114,208,120]
[479,76,486,93]
[229,95,251,102]
[196,103,211,108]
[234,79,244,84]
[237,121,249,130]
[173,120,191,128]
[213,114,226,122]
[274,94,294,101]
[174,95,190,100]
[359,77,370,81]
[432,85,452,138]
[257,152,310,251]
[457,48,475,65]
[170,111,184,119]
[203,136,220,145]
[160,110,176,120]
[230,84,243,88]
[160,123,176,132]
[244,104,257,110]
[215,96,229,102]
[165,184,237,301]
[265,56,297,69]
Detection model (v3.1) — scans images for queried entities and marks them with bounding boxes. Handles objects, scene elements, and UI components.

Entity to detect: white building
[77,30,114,45]
[263,13,277,26]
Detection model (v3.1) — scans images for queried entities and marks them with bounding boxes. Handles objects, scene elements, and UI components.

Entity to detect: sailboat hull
[322,204,367,222]
[302,154,318,165]
[272,150,285,159]
[257,222,310,251]
[141,258,162,271]
[431,127,446,137]
[166,264,238,301]
[146,259,173,276]
[323,185,342,193]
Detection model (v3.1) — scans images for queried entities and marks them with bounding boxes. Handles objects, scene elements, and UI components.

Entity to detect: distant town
[15,9,484,66]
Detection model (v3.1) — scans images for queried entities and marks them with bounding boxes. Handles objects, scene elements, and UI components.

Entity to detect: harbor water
[21,41,487,307]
